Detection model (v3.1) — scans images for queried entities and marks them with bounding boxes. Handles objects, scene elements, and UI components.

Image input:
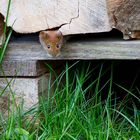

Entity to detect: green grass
[0,62,140,140]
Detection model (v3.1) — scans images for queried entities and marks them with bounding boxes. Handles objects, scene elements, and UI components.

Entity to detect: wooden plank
[4,35,140,60]
[0,60,66,76]
[1,0,139,39]
[0,73,50,115]
[107,0,140,39]
[0,60,47,77]
[0,0,111,35]
[60,0,111,35]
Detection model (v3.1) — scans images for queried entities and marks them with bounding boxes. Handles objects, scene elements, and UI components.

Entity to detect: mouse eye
[47,45,51,49]
[56,44,60,48]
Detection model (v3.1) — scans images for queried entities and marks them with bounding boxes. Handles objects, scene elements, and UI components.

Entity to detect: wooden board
[4,35,140,60]
[0,0,111,35]
[0,60,47,77]
[0,73,50,115]
[0,0,140,38]
[107,0,140,39]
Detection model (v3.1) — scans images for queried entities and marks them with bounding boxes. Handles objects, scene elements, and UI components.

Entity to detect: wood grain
[0,60,47,76]
[0,73,50,114]
[0,0,111,35]
[107,0,140,39]
[4,36,140,60]
[1,0,139,39]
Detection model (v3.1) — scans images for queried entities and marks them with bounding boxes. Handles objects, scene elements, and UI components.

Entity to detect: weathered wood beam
[0,73,50,116]
[4,36,140,60]
[0,60,66,76]
[1,0,140,38]
[0,0,111,35]
[0,60,47,77]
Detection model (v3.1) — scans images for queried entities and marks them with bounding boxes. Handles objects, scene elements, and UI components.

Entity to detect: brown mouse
[39,30,64,57]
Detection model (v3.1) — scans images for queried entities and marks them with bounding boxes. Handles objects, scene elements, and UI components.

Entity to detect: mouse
[39,30,64,57]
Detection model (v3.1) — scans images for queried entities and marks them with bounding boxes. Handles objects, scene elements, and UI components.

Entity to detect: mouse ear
[56,30,63,40]
[56,30,62,36]
[40,31,50,38]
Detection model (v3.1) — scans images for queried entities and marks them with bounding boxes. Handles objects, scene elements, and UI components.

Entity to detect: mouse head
[39,30,63,57]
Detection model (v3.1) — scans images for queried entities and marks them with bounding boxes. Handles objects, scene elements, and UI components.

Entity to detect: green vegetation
[0,62,139,140]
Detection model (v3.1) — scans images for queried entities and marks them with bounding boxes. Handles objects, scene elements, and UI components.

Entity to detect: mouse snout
[51,51,60,57]
[48,49,60,57]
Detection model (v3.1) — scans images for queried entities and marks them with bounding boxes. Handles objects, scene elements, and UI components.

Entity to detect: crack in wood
[67,0,79,29]
[55,0,79,30]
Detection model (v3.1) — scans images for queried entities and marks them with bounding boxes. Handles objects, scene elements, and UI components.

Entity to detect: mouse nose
[52,52,60,57]
[52,54,57,57]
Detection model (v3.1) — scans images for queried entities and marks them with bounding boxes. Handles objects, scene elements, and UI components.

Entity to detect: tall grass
[0,62,139,140]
